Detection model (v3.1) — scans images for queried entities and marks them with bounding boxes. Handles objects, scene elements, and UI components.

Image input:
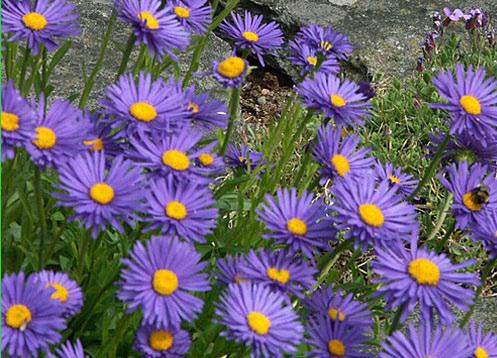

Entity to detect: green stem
[116,32,136,79]
[133,44,147,75]
[79,14,116,108]
[426,193,453,242]
[77,230,91,284]
[408,134,450,200]
[220,86,241,155]
[388,303,406,335]
[314,240,353,289]
[435,219,455,253]
[460,258,497,328]
[34,167,48,270]
[17,46,31,91]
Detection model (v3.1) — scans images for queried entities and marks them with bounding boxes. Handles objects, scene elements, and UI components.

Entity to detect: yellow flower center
[238,156,246,163]
[242,31,259,42]
[149,330,174,351]
[330,94,347,107]
[287,218,307,236]
[2,112,20,132]
[46,283,69,303]
[306,56,317,66]
[33,126,57,149]
[330,154,350,177]
[89,183,115,205]
[321,41,333,51]
[328,308,345,321]
[266,267,290,284]
[6,305,32,330]
[198,153,214,166]
[408,258,440,286]
[152,269,179,296]
[165,201,188,221]
[138,11,159,29]
[246,312,271,335]
[358,204,384,227]
[459,95,481,115]
[234,274,248,284]
[129,102,157,122]
[83,138,104,151]
[22,12,48,31]
[475,347,489,358]
[162,150,190,171]
[328,339,345,356]
[188,101,200,114]
[388,175,401,184]
[174,6,190,19]
[463,192,483,212]
[217,57,246,79]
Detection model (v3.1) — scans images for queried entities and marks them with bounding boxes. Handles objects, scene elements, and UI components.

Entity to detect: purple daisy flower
[25,98,88,168]
[143,176,218,244]
[257,187,334,258]
[216,254,249,286]
[183,85,228,131]
[1,80,37,161]
[296,24,353,60]
[220,10,283,66]
[297,73,372,128]
[55,151,143,238]
[225,143,264,172]
[195,141,226,178]
[102,72,189,135]
[438,161,497,229]
[216,283,304,357]
[374,161,419,198]
[466,320,497,358]
[380,322,472,358]
[372,239,479,324]
[312,125,374,184]
[288,41,340,76]
[33,270,83,318]
[56,339,86,358]
[305,287,372,330]
[470,210,497,259]
[81,111,123,158]
[306,316,372,358]
[2,272,66,357]
[118,236,210,327]
[331,175,419,250]
[239,249,317,299]
[115,0,189,60]
[134,323,192,357]
[212,55,248,88]
[168,0,211,35]
[129,127,208,183]
[2,0,80,55]
[431,64,497,138]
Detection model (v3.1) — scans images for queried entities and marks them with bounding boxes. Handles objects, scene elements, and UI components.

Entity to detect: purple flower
[81,111,123,158]
[297,73,371,128]
[312,125,374,184]
[212,55,248,88]
[288,41,340,76]
[239,249,317,299]
[306,316,372,358]
[169,0,211,35]
[33,270,84,318]
[470,210,497,260]
[134,323,192,357]
[183,85,228,131]
[374,161,418,198]
[115,0,190,60]
[296,24,353,60]
[216,254,249,286]
[305,287,372,330]
[216,283,304,357]
[331,175,419,250]
[466,320,497,358]
[143,176,218,244]
[220,10,283,66]
[118,236,210,327]
[1,80,36,161]
[2,0,80,55]
[25,98,88,168]
[2,272,65,357]
[438,161,497,229]
[56,339,86,358]
[225,143,264,172]
[465,8,489,30]
[55,151,143,237]
[421,31,438,55]
[431,64,497,138]
[372,239,479,324]
[443,7,471,22]
[195,141,226,178]
[101,72,189,135]
[257,188,334,258]
[380,322,472,358]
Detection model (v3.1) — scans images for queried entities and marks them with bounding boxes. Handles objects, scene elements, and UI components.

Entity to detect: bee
[470,184,490,206]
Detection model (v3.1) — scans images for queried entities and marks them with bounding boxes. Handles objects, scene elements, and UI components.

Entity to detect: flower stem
[116,32,136,79]
[314,240,353,289]
[388,303,406,335]
[220,86,241,155]
[17,46,31,92]
[427,193,453,242]
[34,166,48,270]
[77,230,92,284]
